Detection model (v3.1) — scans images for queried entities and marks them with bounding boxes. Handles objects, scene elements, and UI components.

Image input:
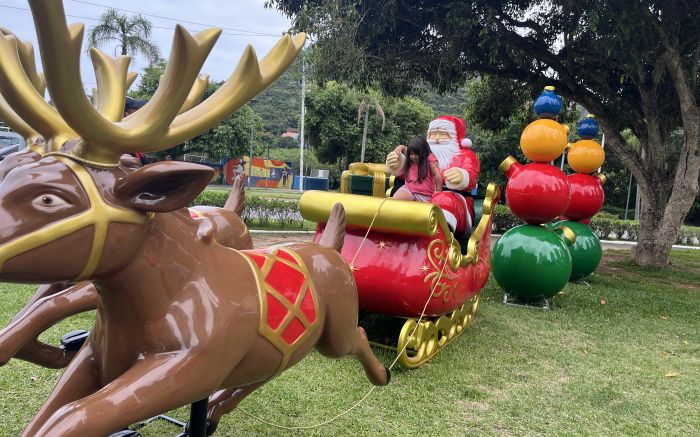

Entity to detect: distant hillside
[254,60,303,137]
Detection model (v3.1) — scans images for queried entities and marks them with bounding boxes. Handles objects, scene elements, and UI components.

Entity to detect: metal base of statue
[113,398,208,437]
[502,293,551,310]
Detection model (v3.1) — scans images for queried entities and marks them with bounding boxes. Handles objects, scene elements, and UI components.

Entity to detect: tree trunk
[633,134,700,267]
[360,109,369,163]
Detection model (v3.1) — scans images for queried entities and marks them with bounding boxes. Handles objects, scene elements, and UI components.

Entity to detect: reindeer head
[0,0,305,283]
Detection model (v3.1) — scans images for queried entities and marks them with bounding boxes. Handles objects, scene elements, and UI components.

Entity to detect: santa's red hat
[428,116,472,148]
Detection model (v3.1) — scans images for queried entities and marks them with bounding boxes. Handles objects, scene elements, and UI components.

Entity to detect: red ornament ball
[500,156,571,224]
[564,173,606,221]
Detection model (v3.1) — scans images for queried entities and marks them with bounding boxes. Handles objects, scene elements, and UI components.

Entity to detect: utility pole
[247,99,258,187]
[299,48,306,192]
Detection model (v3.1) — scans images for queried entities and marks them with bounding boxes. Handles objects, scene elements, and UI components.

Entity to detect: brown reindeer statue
[0,176,251,369]
[0,34,253,371]
[0,1,389,435]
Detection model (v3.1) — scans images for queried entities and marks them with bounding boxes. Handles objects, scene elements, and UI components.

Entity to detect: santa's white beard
[428,139,460,169]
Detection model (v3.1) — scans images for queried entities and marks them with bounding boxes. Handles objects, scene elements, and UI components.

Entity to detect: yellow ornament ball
[520,119,569,162]
[567,139,605,173]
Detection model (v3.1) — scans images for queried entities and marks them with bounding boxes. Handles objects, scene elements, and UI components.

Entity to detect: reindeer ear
[115,162,214,213]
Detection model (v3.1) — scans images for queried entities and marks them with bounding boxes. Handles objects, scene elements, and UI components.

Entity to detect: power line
[0,3,284,38]
[68,0,280,36]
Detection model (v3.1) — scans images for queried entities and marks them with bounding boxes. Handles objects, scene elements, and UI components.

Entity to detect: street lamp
[247,98,258,187]
[299,48,306,192]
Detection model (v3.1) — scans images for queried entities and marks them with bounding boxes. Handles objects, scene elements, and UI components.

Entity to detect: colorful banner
[224,157,294,188]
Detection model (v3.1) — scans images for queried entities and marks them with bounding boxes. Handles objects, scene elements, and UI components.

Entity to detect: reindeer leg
[27,351,231,437]
[22,340,102,436]
[350,326,390,386]
[0,282,97,367]
[11,283,71,322]
[205,381,266,435]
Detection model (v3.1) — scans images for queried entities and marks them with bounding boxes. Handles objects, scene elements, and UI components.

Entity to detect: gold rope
[238,203,455,430]
[43,152,121,169]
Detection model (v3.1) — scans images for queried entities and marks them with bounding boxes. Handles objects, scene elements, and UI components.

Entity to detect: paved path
[251,231,699,251]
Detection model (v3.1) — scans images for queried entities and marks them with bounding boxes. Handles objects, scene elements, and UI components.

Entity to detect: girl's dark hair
[403,136,431,182]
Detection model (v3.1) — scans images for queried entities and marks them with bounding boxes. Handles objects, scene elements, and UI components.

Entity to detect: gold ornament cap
[557,225,576,246]
[499,155,518,174]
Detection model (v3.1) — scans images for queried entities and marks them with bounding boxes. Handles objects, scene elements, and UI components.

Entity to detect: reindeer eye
[32,194,69,209]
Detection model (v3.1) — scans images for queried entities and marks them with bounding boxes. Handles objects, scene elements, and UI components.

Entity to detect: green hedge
[492,204,700,245]
[194,190,304,229]
[193,190,699,244]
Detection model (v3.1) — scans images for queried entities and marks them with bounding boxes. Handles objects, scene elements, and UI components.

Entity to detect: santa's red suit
[388,116,480,236]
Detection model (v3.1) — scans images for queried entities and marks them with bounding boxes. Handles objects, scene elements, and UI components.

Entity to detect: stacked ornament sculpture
[493,88,608,305]
[556,115,606,281]
[492,86,576,303]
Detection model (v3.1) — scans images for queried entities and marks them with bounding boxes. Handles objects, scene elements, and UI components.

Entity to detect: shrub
[491,204,698,245]
[492,204,524,233]
[193,190,304,229]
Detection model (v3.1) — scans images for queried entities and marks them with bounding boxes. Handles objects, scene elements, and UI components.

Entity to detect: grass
[0,250,698,436]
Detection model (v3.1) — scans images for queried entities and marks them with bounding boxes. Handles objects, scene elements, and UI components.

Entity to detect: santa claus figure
[386,116,480,235]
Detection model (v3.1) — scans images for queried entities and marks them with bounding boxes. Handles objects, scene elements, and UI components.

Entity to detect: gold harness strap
[0,155,149,280]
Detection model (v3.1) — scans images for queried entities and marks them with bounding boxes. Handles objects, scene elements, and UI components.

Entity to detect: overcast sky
[0,0,293,96]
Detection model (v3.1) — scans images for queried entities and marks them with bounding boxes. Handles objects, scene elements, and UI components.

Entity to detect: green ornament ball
[492,224,573,301]
[556,220,602,281]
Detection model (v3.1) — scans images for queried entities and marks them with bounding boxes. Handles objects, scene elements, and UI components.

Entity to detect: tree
[269,0,700,267]
[304,81,435,174]
[356,93,385,162]
[87,8,160,63]
[305,81,362,175]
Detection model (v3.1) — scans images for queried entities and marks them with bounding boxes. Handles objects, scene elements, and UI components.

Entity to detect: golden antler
[93,72,138,117]
[91,51,131,122]
[30,0,221,163]
[0,34,77,149]
[0,27,44,144]
[26,0,304,164]
[0,27,46,96]
[164,33,305,147]
[178,75,209,115]
[0,93,39,144]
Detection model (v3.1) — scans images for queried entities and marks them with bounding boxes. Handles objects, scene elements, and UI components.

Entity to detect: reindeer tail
[319,203,346,252]
[224,177,245,216]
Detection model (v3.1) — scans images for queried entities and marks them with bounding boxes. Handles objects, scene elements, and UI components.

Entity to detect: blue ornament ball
[533,86,563,119]
[576,115,600,139]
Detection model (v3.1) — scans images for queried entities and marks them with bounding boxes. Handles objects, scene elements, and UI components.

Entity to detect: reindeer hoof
[384,366,391,385]
[206,420,219,436]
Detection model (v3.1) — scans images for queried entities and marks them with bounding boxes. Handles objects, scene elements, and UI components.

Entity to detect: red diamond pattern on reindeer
[243,248,318,346]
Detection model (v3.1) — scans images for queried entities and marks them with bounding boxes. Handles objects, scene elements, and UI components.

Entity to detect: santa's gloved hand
[444,167,468,190]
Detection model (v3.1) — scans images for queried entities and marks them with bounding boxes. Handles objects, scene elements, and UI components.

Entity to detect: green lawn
[0,250,698,436]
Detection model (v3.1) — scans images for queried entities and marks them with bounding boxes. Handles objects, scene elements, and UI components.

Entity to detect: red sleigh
[300,182,500,368]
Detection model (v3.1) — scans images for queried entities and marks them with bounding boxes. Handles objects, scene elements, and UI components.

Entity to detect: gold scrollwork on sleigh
[424,238,459,304]
[396,295,481,369]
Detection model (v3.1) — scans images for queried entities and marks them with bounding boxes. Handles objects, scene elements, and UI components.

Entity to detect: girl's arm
[430,161,442,191]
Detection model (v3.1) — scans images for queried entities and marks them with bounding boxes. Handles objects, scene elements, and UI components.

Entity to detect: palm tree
[87,9,160,63]
[357,95,385,163]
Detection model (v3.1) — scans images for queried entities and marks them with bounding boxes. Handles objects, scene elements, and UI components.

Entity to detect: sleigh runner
[300,183,500,368]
